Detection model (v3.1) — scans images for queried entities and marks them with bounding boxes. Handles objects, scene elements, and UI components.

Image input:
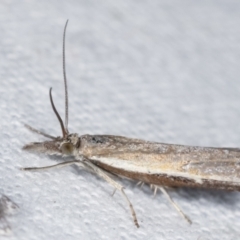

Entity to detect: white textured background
[1,1,240,239]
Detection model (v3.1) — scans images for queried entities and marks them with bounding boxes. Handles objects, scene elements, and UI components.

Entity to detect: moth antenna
[63,19,69,134]
[49,87,66,138]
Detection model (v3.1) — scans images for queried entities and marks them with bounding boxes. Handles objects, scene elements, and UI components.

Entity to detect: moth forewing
[78,134,240,191]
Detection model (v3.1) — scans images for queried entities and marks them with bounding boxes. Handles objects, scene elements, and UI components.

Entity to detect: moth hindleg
[150,184,192,224]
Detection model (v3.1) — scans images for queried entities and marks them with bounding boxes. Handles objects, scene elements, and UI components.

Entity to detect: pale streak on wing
[80,135,240,184]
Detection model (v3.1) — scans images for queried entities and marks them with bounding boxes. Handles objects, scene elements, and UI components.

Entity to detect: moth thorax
[68,133,80,146]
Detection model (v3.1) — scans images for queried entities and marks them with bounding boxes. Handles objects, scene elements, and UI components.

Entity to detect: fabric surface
[0,1,240,239]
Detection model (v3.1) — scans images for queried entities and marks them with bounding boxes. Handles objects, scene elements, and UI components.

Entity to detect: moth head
[22,133,80,156]
[22,83,72,155]
[59,133,80,155]
[22,85,76,156]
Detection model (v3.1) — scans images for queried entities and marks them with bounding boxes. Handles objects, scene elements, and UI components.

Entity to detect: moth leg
[83,160,139,228]
[136,181,145,189]
[150,184,158,197]
[151,185,192,224]
[24,123,56,140]
[21,160,87,171]
[111,188,117,197]
[21,159,139,227]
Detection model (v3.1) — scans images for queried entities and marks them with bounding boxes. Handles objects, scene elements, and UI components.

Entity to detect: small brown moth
[22,20,240,228]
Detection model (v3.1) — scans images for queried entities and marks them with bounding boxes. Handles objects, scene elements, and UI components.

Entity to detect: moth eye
[60,143,74,155]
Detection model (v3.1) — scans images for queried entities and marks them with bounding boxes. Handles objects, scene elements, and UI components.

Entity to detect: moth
[22,20,240,228]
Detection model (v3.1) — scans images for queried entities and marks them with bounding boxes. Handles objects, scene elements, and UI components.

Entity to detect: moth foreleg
[83,159,139,228]
[21,160,86,171]
[24,123,57,140]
